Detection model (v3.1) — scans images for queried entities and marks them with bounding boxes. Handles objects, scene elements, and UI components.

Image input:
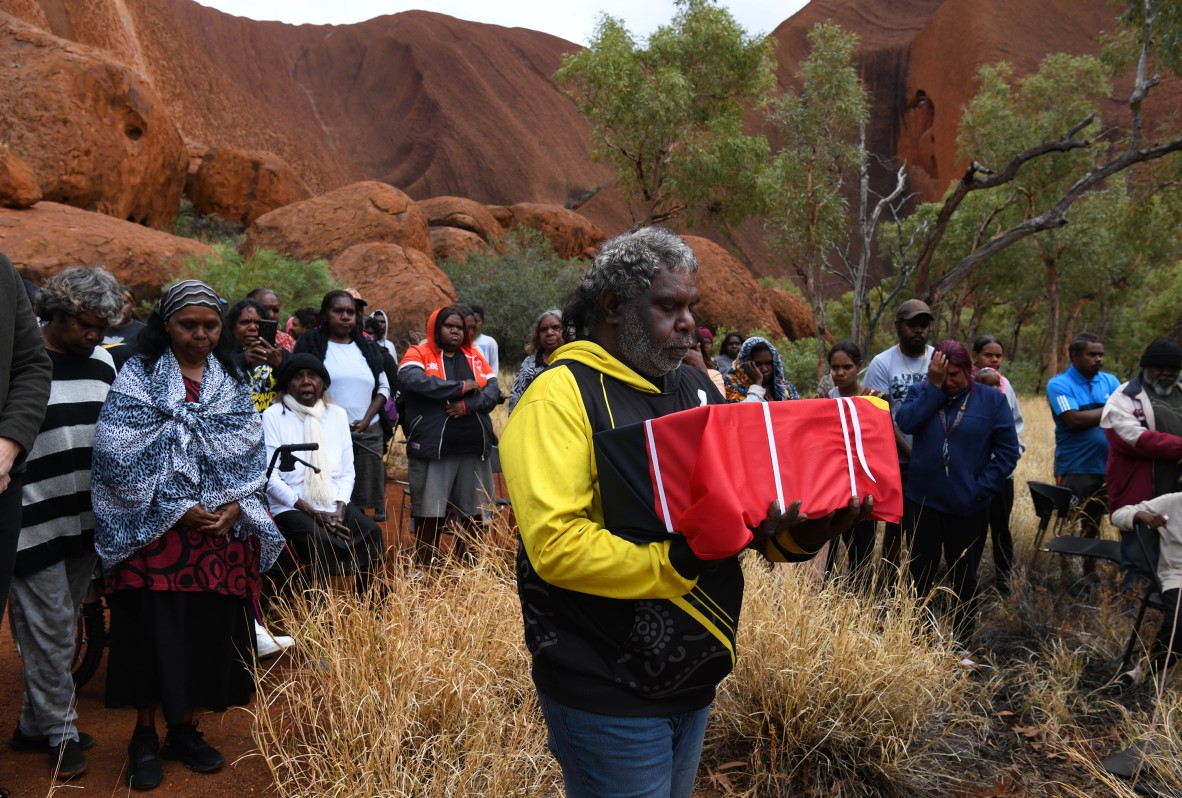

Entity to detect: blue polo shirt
[1046,364,1119,476]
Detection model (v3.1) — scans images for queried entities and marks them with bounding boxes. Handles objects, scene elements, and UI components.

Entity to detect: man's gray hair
[36,266,124,325]
[563,227,697,340]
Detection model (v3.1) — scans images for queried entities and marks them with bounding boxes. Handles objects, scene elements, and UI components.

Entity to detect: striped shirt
[17,346,116,575]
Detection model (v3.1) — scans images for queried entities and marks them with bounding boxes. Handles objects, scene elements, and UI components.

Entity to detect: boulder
[330,242,456,342]
[418,196,504,243]
[242,181,431,262]
[765,286,817,341]
[485,205,515,230]
[0,146,41,209]
[429,227,490,265]
[502,203,605,259]
[683,236,784,338]
[0,14,187,228]
[187,146,311,227]
[0,202,212,296]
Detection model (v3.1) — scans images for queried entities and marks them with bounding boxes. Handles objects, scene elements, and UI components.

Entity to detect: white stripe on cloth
[645,419,674,534]
[837,399,859,498]
[761,402,785,512]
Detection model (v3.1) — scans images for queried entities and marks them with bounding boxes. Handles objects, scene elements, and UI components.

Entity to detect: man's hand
[750,496,874,552]
[1135,510,1169,529]
[445,400,467,419]
[461,380,479,396]
[927,351,947,390]
[0,436,22,494]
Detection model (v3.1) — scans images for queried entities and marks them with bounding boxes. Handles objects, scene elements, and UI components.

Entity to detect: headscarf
[160,279,221,321]
[91,349,284,572]
[722,337,800,402]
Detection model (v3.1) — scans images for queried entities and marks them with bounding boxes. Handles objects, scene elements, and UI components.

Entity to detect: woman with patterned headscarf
[93,280,285,791]
[722,337,800,403]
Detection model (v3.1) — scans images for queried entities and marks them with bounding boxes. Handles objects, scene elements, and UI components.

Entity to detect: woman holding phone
[225,299,286,412]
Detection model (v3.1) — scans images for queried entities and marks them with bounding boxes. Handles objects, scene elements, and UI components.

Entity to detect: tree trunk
[1046,261,1061,376]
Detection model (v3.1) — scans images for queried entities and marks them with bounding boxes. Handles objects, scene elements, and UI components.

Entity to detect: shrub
[176,245,341,323]
[172,197,245,245]
[439,228,587,365]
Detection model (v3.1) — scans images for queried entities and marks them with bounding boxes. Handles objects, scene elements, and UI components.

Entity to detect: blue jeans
[537,691,711,798]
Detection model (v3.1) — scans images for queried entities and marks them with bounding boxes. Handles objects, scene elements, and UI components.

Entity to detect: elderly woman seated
[262,354,384,586]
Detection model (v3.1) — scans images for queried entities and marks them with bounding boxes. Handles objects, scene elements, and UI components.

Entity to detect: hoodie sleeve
[500,367,700,600]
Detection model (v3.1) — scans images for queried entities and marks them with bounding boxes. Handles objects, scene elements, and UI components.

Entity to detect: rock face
[684,236,785,339]
[0,147,41,209]
[186,146,311,226]
[429,227,490,265]
[501,203,605,259]
[0,202,212,295]
[0,13,187,228]
[418,196,504,243]
[765,287,817,341]
[242,181,432,262]
[330,242,455,339]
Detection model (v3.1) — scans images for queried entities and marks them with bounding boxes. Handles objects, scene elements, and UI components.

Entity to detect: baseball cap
[896,299,933,321]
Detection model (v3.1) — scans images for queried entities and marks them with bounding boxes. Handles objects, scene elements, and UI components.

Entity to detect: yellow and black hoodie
[500,340,817,716]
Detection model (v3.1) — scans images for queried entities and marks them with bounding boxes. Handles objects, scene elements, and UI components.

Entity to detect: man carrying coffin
[500,227,876,798]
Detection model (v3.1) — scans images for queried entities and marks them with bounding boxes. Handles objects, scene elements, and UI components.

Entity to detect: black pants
[1151,588,1182,672]
[824,520,876,590]
[987,478,1015,590]
[274,504,384,579]
[0,474,23,619]
[903,499,989,640]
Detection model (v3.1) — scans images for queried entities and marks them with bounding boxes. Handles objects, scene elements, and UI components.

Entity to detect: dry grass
[252,393,1182,797]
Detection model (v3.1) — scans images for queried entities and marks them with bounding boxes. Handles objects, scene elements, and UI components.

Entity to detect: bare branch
[1130,0,1159,144]
[912,114,1095,296]
[929,134,1182,301]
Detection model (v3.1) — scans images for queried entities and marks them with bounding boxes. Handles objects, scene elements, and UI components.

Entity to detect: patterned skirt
[351,425,387,511]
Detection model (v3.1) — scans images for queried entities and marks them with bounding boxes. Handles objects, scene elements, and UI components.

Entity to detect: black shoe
[10,724,95,752]
[374,510,388,522]
[49,737,87,779]
[161,721,225,773]
[127,725,163,790]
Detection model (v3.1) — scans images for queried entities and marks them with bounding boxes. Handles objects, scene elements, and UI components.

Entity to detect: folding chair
[1115,522,1165,679]
[1029,481,1083,556]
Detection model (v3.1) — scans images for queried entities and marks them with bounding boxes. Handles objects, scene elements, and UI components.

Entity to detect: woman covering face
[722,337,800,403]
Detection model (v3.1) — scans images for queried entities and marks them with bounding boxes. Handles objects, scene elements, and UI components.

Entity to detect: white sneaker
[1117,663,1147,688]
[255,620,295,659]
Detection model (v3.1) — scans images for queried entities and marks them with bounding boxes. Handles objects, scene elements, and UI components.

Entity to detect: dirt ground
[0,479,423,798]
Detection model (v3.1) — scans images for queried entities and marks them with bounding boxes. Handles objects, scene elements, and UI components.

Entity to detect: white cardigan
[262,401,355,515]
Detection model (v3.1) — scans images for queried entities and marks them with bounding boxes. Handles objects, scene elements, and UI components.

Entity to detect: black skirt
[105,589,256,725]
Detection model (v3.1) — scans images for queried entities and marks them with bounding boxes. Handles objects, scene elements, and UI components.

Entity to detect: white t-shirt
[475,333,499,374]
[324,341,391,426]
[863,344,934,451]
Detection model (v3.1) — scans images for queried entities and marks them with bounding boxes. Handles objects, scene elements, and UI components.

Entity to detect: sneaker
[10,725,94,751]
[255,620,295,659]
[49,737,87,779]
[127,724,163,790]
[1117,663,1148,688]
[161,722,225,773]
[956,649,988,671]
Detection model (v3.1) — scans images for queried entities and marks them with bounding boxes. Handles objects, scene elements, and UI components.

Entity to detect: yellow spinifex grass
[709,561,990,797]
[252,544,561,798]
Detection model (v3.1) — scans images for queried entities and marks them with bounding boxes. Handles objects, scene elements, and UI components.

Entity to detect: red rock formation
[429,227,490,265]
[418,196,504,243]
[0,146,41,209]
[0,202,212,295]
[684,236,785,339]
[242,181,432,263]
[187,146,311,227]
[765,287,817,341]
[0,13,187,228]
[501,203,606,259]
[330,242,455,338]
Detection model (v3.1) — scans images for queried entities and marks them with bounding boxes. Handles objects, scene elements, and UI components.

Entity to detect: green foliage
[177,245,340,323]
[763,23,869,264]
[555,0,774,226]
[172,197,244,246]
[1123,0,1182,77]
[439,228,587,365]
[756,275,805,299]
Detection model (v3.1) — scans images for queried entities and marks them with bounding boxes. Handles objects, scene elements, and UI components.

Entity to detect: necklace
[897,344,927,375]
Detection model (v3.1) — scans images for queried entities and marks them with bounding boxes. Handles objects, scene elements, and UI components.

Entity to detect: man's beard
[1145,370,1178,397]
[618,305,692,379]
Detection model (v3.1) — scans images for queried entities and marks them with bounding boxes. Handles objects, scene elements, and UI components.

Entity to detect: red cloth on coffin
[642,397,902,560]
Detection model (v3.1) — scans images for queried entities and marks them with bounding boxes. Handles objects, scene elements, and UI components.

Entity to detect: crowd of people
[1,227,1179,796]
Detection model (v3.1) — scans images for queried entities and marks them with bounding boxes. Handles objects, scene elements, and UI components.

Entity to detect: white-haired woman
[508,309,563,413]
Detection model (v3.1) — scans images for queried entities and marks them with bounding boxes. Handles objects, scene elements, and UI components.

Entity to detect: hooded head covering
[370,309,392,344]
[722,337,799,402]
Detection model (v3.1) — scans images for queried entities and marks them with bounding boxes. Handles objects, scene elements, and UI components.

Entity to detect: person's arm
[1101,392,1182,457]
[975,399,1021,503]
[862,355,890,394]
[398,362,469,400]
[893,381,943,435]
[1048,376,1099,429]
[261,409,301,510]
[0,267,52,491]
[330,406,355,503]
[1003,377,1026,454]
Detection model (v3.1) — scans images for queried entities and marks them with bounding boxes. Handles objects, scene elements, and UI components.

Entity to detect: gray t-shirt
[863,344,933,454]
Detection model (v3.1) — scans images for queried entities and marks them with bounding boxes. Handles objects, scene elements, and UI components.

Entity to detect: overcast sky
[193,1,809,45]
